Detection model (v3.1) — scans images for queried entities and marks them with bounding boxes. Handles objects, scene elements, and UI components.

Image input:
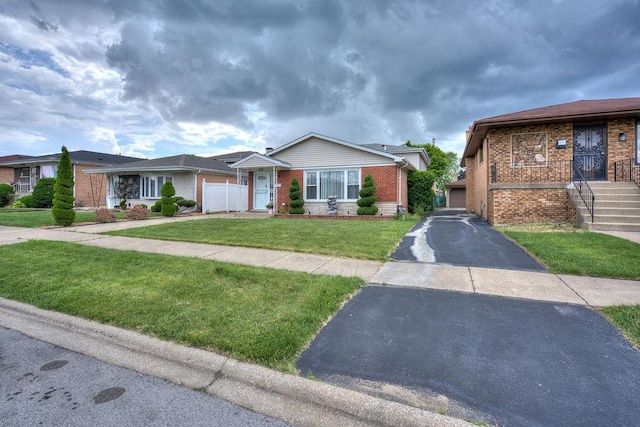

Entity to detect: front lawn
[0,208,125,227]
[108,217,418,261]
[0,241,363,372]
[601,305,640,349]
[498,225,640,280]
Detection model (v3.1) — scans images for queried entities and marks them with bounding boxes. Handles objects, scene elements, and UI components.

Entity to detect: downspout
[194,169,201,205]
[272,165,277,213]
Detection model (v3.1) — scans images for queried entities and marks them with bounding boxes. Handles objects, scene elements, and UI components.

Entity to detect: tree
[288,177,305,214]
[160,180,177,217]
[357,174,378,215]
[404,140,460,191]
[32,177,56,208]
[407,170,435,214]
[52,146,76,226]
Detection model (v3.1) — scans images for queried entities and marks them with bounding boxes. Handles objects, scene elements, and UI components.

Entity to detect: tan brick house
[462,98,640,227]
[0,151,142,207]
[85,154,239,209]
[231,133,430,216]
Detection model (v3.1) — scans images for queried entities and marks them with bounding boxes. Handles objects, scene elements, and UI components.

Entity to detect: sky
[1,0,639,160]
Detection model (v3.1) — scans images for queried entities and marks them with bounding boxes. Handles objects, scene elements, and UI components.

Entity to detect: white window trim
[304,169,361,202]
[140,174,172,199]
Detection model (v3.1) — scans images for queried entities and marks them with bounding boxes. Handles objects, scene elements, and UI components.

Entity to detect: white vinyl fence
[202,180,248,213]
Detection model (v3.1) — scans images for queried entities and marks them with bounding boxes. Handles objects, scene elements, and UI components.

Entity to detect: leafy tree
[357,174,378,215]
[0,183,14,207]
[32,177,56,208]
[160,180,177,217]
[52,146,76,226]
[404,140,459,191]
[288,177,305,214]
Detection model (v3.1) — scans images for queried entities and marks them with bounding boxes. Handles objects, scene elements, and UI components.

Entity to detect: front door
[573,125,607,180]
[253,172,271,210]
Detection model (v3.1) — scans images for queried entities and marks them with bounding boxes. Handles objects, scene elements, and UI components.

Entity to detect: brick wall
[490,186,572,224]
[362,165,398,202]
[606,118,636,181]
[0,167,13,184]
[276,170,304,211]
[75,164,109,207]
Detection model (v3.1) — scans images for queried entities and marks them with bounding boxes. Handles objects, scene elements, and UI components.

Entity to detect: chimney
[382,145,387,151]
[265,147,273,153]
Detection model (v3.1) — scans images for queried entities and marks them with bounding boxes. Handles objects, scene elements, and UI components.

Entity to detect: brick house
[85,154,240,208]
[0,151,142,207]
[462,98,640,228]
[231,133,430,216]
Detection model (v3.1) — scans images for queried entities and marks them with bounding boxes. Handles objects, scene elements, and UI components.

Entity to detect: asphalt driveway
[391,209,545,271]
[297,286,640,426]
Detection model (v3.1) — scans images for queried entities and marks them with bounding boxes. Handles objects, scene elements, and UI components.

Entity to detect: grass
[498,225,640,279]
[0,208,164,228]
[600,305,640,348]
[0,240,363,372]
[108,217,418,261]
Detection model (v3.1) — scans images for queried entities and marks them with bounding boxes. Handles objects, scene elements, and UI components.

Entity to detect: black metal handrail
[572,163,595,223]
[613,158,640,188]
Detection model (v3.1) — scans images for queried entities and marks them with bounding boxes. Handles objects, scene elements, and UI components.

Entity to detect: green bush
[119,198,128,210]
[135,203,148,209]
[407,170,435,214]
[160,181,177,217]
[0,183,14,207]
[288,178,305,214]
[52,146,76,226]
[357,174,378,215]
[32,177,56,208]
[151,200,162,212]
[13,195,34,208]
[176,199,196,208]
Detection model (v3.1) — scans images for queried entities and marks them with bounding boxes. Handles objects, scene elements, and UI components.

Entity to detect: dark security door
[573,125,607,180]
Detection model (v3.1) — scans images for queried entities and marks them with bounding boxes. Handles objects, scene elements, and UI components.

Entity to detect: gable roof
[230,152,292,169]
[359,143,430,167]
[208,151,256,165]
[0,150,142,166]
[462,97,640,164]
[85,154,235,175]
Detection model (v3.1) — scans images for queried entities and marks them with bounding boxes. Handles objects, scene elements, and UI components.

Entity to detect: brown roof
[462,97,640,165]
[0,154,33,162]
[446,178,466,189]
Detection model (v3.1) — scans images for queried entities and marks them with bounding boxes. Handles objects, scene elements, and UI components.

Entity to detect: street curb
[0,298,469,427]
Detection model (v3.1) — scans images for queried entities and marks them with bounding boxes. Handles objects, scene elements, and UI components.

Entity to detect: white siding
[238,157,281,168]
[172,172,195,200]
[275,137,395,168]
[403,153,427,171]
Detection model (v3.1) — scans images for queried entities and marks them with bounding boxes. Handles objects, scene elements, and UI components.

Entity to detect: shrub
[160,181,177,217]
[288,177,305,214]
[176,199,196,208]
[31,177,56,208]
[125,205,149,220]
[357,174,378,215]
[94,207,117,223]
[135,203,148,209]
[0,183,14,207]
[52,146,76,226]
[151,200,162,212]
[119,198,127,210]
[407,170,435,214]
[13,195,34,208]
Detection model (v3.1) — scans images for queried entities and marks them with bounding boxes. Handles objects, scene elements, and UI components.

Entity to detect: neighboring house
[0,151,142,207]
[462,97,640,228]
[85,154,238,208]
[445,178,466,208]
[230,133,430,215]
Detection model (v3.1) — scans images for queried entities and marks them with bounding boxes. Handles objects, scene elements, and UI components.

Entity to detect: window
[305,170,360,201]
[141,175,172,198]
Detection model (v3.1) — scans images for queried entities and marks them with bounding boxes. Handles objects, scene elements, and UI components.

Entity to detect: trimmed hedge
[288,178,305,214]
[160,181,177,217]
[357,174,378,215]
[52,146,76,226]
[0,183,15,207]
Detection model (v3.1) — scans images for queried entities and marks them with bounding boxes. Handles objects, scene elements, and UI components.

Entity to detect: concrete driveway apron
[391,209,545,271]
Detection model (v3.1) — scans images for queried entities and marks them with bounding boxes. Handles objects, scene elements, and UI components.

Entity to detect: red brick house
[462,98,640,230]
[0,151,142,207]
[231,133,430,216]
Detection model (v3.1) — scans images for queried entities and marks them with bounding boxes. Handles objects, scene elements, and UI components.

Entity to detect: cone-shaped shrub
[160,180,177,217]
[357,174,378,215]
[288,177,305,214]
[52,146,76,226]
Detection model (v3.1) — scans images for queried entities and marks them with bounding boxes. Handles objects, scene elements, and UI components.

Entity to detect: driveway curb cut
[0,298,469,427]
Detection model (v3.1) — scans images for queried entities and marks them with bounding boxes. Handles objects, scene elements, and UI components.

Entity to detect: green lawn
[0,240,363,372]
[0,208,124,227]
[600,305,640,348]
[108,217,418,261]
[499,227,640,280]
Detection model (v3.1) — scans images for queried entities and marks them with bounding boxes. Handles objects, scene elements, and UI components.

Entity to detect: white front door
[254,172,271,210]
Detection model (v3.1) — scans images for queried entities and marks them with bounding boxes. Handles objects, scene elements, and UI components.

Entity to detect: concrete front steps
[569,181,640,231]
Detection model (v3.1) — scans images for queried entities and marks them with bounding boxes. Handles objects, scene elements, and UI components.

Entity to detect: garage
[446,178,466,208]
